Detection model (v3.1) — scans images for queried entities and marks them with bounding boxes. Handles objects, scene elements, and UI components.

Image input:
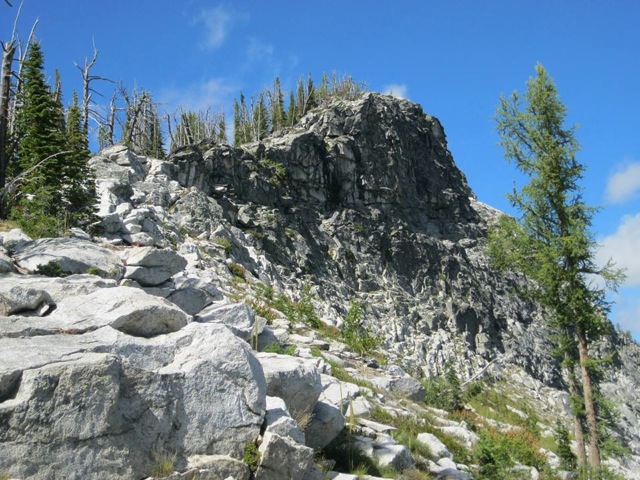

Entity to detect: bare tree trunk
[0,40,15,193]
[566,360,587,471]
[76,45,113,136]
[577,328,601,470]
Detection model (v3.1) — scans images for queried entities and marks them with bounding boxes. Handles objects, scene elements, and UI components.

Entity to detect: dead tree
[0,40,15,190]
[0,1,25,191]
[97,91,118,149]
[75,44,113,134]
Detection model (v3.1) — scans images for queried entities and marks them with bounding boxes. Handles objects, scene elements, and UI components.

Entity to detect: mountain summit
[1,92,639,479]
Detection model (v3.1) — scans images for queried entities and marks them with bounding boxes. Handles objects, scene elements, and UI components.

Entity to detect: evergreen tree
[10,41,68,235]
[287,89,296,127]
[144,103,164,158]
[487,64,624,476]
[306,74,317,111]
[64,90,96,227]
[239,93,252,144]
[216,113,227,143]
[295,78,305,119]
[233,99,241,146]
[270,77,286,132]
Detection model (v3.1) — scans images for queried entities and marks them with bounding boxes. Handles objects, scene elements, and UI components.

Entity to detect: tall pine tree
[488,64,624,477]
[10,41,68,236]
[9,42,96,236]
[65,90,96,228]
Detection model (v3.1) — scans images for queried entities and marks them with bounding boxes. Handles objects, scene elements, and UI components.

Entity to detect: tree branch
[1,150,71,198]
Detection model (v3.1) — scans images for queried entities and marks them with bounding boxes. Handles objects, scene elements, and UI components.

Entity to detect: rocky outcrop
[0,320,266,479]
[13,236,125,278]
[1,92,640,479]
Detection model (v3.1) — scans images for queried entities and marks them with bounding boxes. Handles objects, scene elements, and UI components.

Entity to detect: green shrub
[86,266,101,276]
[228,262,247,279]
[34,261,68,277]
[214,237,233,253]
[263,284,321,328]
[260,158,287,187]
[10,197,63,239]
[243,441,261,472]
[323,433,384,477]
[263,342,297,355]
[554,421,576,472]
[474,427,548,479]
[341,299,383,355]
[423,362,469,412]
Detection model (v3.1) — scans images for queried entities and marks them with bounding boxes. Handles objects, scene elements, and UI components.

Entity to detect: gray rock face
[0,285,53,316]
[168,94,474,224]
[158,94,562,389]
[353,433,414,470]
[417,432,452,460]
[0,322,266,480]
[255,431,314,480]
[196,302,261,341]
[13,237,125,278]
[0,272,117,303]
[257,353,323,416]
[122,247,188,286]
[48,286,190,337]
[0,250,13,273]
[3,91,640,477]
[305,400,345,449]
[264,396,305,444]
[0,228,32,254]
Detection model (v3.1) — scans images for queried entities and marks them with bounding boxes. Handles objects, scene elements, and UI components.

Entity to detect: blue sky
[2,0,640,338]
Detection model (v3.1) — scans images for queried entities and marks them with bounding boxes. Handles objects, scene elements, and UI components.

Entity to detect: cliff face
[166,93,561,386]
[1,92,640,479]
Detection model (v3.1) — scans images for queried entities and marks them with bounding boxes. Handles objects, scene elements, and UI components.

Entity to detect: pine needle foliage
[8,41,96,236]
[487,64,625,475]
[232,72,365,146]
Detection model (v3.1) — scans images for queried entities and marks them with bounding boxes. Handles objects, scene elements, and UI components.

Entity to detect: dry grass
[291,406,314,430]
[0,220,19,232]
[150,448,176,478]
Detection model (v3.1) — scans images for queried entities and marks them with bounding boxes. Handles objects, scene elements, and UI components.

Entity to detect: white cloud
[610,291,640,338]
[195,6,233,50]
[158,78,238,114]
[597,212,640,286]
[605,161,640,204]
[383,84,408,99]
[246,38,274,62]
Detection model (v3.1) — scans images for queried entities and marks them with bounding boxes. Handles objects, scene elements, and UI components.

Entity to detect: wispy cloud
[195,6,234,50]
[611,291,640,336]
[597,212,640,286]
[246,38,274,62]
[242,38,282,79]
[383,84,408,99]
[158,78,238,114]
[605,161,640,204]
